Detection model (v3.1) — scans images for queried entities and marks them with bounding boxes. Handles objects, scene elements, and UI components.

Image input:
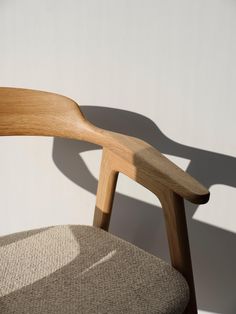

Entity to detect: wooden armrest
[94,128,210,204]
[0,86,209,205]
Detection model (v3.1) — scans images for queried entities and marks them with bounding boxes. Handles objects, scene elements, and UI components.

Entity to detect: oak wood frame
[0,87,210,313]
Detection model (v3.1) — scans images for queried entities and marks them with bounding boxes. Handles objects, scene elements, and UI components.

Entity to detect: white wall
[0,1,236,313]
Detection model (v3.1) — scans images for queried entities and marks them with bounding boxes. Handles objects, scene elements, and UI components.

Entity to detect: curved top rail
[0,87,209,204]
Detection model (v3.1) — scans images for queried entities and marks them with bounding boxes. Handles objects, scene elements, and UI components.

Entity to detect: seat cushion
[0,225,189,313]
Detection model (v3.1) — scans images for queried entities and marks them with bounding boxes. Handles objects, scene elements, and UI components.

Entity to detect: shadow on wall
[52,106,236,314]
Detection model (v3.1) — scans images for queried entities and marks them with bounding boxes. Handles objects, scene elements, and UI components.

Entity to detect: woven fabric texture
[0,225,189,313]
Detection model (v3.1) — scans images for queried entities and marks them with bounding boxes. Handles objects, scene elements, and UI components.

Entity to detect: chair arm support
[98,129,210,204]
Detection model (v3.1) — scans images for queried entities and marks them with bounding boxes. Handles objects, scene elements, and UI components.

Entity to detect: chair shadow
[52,106,236,314]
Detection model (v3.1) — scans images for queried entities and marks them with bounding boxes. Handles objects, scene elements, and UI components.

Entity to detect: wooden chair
[0,87,209,313]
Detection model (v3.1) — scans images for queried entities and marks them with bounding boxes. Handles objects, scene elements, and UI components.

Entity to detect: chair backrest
[0,87,93,139]
[0,87,210,313]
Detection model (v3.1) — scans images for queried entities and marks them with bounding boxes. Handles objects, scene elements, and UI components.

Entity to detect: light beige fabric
[0,225,189,313]
[0,226,79,297]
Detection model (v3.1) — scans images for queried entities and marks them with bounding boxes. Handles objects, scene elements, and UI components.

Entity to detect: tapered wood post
[93,148,119,231]
[159,190,197,314]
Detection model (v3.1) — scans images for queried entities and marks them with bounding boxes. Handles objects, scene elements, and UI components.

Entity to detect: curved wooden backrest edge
[0,87,210,204]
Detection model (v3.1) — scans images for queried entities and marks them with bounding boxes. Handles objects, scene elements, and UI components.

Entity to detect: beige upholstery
[0,225,189,313]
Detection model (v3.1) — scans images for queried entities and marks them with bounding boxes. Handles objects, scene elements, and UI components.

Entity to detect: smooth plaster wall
[0,1,236,313]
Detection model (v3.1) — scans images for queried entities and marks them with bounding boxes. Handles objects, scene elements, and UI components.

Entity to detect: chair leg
[93,148,118,231]
[159,190,197,314]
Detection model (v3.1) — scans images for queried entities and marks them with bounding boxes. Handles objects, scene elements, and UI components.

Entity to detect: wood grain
[93,148,118,230]
[0,87,209,204]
